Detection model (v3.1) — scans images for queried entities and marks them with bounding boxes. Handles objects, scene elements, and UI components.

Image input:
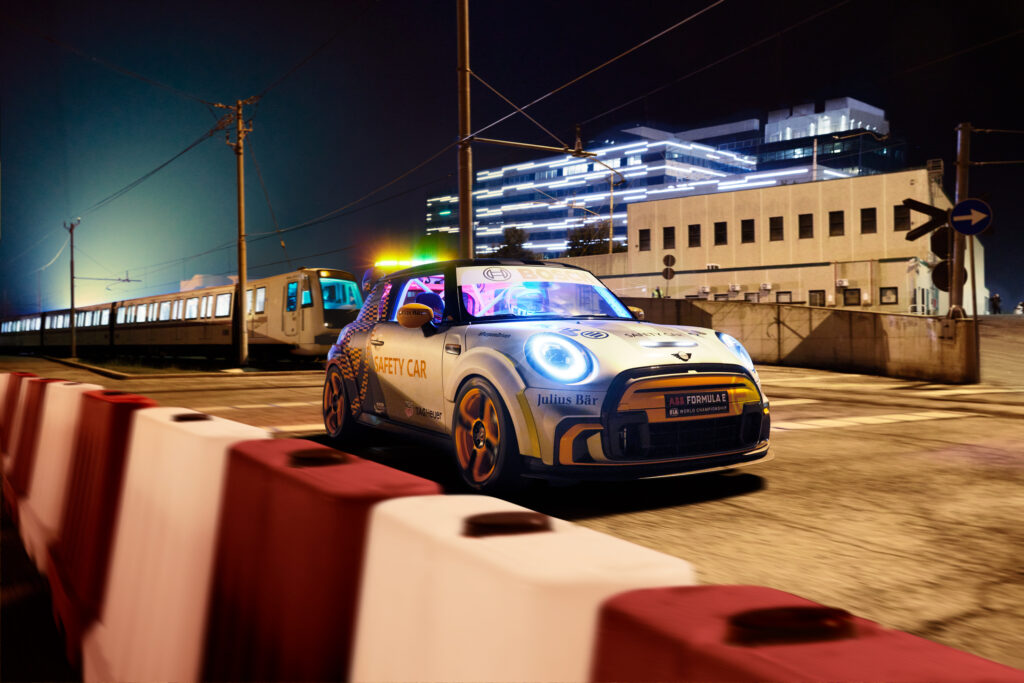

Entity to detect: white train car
[0,268,361,360]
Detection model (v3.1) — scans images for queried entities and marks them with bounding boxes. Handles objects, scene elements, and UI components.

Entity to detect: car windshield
[457,265,632,321]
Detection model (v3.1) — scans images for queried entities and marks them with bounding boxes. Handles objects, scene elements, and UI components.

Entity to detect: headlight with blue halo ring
[524,333,596,384]
[716,331,755,373]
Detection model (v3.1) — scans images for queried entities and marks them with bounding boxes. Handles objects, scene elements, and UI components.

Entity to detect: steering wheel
[502,285,546,317]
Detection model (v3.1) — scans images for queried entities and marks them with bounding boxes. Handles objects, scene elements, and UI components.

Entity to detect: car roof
[381,258,588,281]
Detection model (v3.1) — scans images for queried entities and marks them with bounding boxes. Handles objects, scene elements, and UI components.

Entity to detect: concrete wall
[623,298,979,384]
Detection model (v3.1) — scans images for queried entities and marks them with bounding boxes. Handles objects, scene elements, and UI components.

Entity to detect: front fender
[445,347,539,460]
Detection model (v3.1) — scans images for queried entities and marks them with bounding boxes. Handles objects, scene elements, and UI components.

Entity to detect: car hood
[462,318,754,390]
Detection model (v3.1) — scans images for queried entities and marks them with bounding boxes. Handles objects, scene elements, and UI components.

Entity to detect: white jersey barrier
[349,494,699,683]
[18,381,104,571]
[81,407,269,683]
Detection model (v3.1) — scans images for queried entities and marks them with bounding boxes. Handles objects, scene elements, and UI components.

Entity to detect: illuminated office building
[424,97,906,257]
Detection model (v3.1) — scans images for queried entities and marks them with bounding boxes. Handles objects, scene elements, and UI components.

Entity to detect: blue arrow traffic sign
[950,198,992,236]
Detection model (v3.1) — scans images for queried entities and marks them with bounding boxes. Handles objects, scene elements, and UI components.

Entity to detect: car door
[371,272,449,432]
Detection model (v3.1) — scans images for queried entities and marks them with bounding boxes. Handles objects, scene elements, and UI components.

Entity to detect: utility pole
[950,122,970,317]
[456,0,473,259]
[64,218,80,357]
[220,98,254,366]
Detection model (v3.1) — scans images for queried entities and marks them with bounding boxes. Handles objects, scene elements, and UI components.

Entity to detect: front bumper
[526,364,771,480]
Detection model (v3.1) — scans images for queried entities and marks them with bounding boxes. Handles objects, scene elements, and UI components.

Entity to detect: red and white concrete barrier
[3,377,66,521]
[349,494,699,683]
[202,438,442,682]
[589,585,1024,682]
[18,380,105,572]
[0,371,37,458]
[81,408,269,683]
[45,389,156,665]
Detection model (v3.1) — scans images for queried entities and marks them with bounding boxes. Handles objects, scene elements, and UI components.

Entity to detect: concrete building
[560,167,987,316]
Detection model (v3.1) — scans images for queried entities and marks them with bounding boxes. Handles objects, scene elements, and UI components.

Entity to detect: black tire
[452,377,523,493]
[322,363,360,442]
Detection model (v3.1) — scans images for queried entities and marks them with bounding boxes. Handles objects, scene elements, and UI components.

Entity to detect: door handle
[370,339,384,346]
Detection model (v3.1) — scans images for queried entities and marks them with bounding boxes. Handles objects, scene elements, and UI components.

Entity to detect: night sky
[2,0,1022,316]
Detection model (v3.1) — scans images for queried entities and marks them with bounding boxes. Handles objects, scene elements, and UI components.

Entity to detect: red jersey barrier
[590,585,1024,682]
[80,408,269,683]
[350,495,698,683]
[46,390,157,666]
[18,381,104,571]
[1,371,37,460]
[3,378,64,520]
[202,439,442,682]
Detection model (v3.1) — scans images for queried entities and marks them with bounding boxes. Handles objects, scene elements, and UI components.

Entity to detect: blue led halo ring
[524,333,596,384]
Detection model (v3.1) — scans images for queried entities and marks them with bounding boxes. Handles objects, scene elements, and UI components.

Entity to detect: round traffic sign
[663,254,676,268]
[950,198,992,236]
[662,267,675,280]
[931,260,967,293]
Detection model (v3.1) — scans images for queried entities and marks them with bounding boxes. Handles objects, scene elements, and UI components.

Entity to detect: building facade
[569,168,986,315]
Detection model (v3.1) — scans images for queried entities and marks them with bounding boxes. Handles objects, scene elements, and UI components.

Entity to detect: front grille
[614,411,763,461]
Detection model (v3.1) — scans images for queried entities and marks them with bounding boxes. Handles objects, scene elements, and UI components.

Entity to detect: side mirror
[396,303,435,329]
[628,306,645,320]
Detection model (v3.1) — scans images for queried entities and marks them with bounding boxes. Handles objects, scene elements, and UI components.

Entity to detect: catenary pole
[456,0,473,259]
[225,99,252,366]
[951,122,970,317]
[65,218,80,357]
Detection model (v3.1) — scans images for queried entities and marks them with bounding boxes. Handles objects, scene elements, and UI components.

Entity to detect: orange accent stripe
[618,374,761,424]
[558,423,603,465]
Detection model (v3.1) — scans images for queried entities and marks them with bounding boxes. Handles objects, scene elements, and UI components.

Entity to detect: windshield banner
[457,265,600,287]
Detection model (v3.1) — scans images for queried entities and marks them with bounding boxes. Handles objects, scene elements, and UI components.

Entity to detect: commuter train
[0,268,362,359]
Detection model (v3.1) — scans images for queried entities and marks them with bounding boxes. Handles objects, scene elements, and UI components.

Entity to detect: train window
[127,306,135,324]
[172,300,181,320]
[159,301,171,321]
[136,304,147,323]
[320,279,359,310]
[286,282,298,311]
[101,310,110,325]
[117,308,126,324]
[185,297,199,320]
[200,296,210,318]
[149,303,157,321]
[301,280,313,308]
[214,293,232,317]
[255,287,266,313]
[246,289,253,316]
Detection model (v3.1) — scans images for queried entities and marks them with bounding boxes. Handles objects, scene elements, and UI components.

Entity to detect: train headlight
[524,333,595,384]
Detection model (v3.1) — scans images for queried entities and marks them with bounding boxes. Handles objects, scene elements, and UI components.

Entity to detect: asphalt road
[2,315,1023,678]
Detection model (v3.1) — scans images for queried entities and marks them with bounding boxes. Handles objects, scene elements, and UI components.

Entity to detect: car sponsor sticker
[665,390,730,418]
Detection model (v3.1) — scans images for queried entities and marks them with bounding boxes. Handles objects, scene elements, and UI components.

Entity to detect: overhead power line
[78,120,229,217]
[582,0,851,126]
[468,0,727,141]
[2,12,215,107]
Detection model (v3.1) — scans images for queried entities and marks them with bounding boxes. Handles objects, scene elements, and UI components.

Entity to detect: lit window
[185,297,199,320]
[101,310,110,325]
[117,308,127,324]
[286,282,298,311]
[137,304,147,323]
[159,301,171,321]
[246,289,253,316]
[255,287,266,314]
[214,293,232,317]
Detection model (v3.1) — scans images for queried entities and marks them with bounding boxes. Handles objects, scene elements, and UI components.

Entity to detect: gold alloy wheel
[455,387,500,484]
[323,365,346,439]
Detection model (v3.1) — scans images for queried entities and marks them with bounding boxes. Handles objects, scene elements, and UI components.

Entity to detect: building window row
[639,205,909,250]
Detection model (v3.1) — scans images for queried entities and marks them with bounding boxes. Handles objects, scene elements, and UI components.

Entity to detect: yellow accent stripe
[618,374,762,424]
[516,391,544,463]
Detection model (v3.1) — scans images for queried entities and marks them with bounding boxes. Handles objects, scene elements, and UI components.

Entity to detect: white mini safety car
[323,259,770,491]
